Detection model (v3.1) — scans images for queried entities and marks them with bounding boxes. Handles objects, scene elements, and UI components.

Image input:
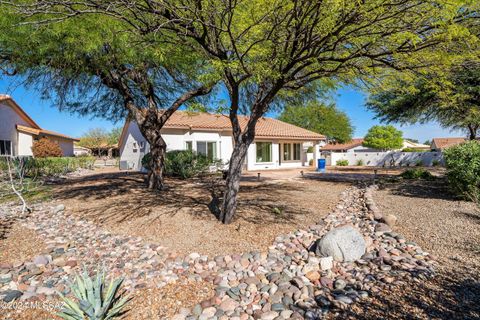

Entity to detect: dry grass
[50,170,348,256]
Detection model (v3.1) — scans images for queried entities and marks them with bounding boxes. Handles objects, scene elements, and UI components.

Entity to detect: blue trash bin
[317,158,326,172]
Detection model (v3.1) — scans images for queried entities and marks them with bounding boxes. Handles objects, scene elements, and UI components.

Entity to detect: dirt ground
[344,178,480,320]
[50,169,349,256]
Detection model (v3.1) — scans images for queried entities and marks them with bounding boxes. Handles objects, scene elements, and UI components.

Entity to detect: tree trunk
[220,142,249,224]
[147,138,166,190]
[467,124,478,140]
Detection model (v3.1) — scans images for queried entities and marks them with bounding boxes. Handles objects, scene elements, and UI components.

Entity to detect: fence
[328,151,444,167]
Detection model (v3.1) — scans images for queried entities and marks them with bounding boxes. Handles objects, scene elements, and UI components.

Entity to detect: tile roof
[431,137,467,150]
[134,111,326,140]
[16,125,80,142]
[321,138,364,151]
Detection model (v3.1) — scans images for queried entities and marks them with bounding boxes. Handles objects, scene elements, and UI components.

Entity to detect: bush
[444,141,480,201]
[336,159,349,166]
[356,159,364,166]
[400,168,434,180]
[0,156,95,177]
[415,159,424,167]
[308,159,314,166]
[402,147,425,152]
[432,159,441,167]
[142,150,217,179]
[306,146,314,153]
[31,138,63,157]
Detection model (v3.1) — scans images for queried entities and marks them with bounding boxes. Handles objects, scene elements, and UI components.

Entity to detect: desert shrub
[443,141,480,201]
[32,138,63,157]
[58,267,130,320]
[402,148,425,152]
[308,159,314,166]
[356,159,364,166]
[432,159,441,167]
[336,159,349,166]
[306,146,314,153]
[415,159,424,167]
[142,150,217,179]
[6,156,95,177]
[400,168,434,180]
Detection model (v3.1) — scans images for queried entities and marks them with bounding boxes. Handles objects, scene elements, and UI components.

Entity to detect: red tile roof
[16,125,80,142]
[321,138,364,151]
[431,137,467,150]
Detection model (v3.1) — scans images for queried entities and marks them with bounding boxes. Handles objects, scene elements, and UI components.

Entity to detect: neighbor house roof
[1,94,79,142]
[16,125,80,142]
[120,110,325,147]
[431,137,466,150]
[321,138,364,151]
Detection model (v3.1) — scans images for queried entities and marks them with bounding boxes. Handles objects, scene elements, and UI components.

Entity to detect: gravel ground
[51,172,348,256]
[365,179,480,319]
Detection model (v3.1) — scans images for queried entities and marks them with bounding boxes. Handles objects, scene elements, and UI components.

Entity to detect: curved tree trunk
[220,142,249,224]
[147,136,167,190]
[467,124,478,140]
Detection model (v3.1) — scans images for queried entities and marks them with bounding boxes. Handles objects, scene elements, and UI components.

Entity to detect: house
[402,139,431,151]
[320,138,371,153]
[73,145,92,156]
[430,137,467,151]
[119,111,326,171]
[0,95,79,156]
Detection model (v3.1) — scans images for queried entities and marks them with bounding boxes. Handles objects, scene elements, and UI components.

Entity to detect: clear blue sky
[0,77,463,142]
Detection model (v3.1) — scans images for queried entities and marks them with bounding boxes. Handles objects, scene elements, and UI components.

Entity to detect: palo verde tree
[3,0,478,223]
[0,6,216,190]
[367,60,480,140]
[279,100,354,143]
[363,125,404,151]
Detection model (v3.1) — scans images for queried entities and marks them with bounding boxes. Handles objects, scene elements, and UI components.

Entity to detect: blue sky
[0,77,463,142]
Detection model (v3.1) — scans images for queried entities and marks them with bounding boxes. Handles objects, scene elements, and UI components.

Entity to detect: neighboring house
[320,138,373,153]
[430,137,467,151]
[0,95,79,156]
[402,140,431,151]
[74,145,92,156]
[119,111,326,171]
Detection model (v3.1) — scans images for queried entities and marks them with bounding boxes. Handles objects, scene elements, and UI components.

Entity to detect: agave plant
[57,267,131,320]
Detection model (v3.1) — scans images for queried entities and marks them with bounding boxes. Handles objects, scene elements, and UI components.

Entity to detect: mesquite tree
[3,0,478,223]
[0,6,214,190]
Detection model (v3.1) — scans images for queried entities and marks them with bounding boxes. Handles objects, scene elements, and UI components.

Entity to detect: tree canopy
[279,101,353,143]
[78,127,122,149]
[367,61,480,140]
[363,125,404,151]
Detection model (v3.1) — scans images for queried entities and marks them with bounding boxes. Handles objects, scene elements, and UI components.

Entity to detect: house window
[132,142,138,153]
[197,141,217,160]
[0,140,12,156]
[185,141,192,151]
[283,143,301,161]
[293,143,301,160]
[283,143,291,161]
[256,142,272,163]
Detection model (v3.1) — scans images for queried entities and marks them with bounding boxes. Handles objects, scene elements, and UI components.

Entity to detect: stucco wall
[0,101,33,156]
[17,132,33,156]
[330,151,444,167]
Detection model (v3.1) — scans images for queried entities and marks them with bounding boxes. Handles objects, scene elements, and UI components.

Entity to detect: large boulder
[315,226,366,262]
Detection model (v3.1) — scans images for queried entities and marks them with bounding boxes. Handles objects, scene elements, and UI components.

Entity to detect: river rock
[315,226,366,262]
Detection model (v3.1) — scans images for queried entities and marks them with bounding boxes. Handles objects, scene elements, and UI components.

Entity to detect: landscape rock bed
[0,184,436,319]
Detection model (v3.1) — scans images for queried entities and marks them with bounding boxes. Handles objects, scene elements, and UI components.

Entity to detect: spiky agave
[57,267,131,320]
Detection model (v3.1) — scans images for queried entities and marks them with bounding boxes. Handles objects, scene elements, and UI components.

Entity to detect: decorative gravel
[0,184,435,319]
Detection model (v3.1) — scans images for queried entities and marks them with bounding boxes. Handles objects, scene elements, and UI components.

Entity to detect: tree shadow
[378,178,458,201]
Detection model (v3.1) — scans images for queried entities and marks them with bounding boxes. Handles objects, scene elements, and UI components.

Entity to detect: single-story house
[430,137,467,151]
[73,145,92,156]
[119,111,326,171]
[402,140,430,151]
[320,138,372,153]
[0,94,79,157]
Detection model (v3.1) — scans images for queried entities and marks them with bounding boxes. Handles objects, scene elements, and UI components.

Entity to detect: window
[0,140,12,156]
[283,143,291,161]
[256,142,272,163]
[196,141,217,160]
[132,142,138,153]
[283,143,302,161]
[185,141,192,151]
[293,143,301,160]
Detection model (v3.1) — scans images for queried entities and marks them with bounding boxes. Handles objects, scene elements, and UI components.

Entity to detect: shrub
[402,148,425,152]
[443,141,480,201]
[432,159,441,167]
[400,168,434,180]
[32,138,63,158]
[57,267,130,320]
[142,150,217,179]
[0,156,95,177]
[308,159,314,166]
[336,159,349,166]
[306,146,314,153]
[415,159,424,167]
[356,159,364,166]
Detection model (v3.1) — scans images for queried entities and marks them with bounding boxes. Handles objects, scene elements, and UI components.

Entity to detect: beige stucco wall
[0,101,35,156]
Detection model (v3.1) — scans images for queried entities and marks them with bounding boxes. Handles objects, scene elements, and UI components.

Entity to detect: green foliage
[367,61,480,139]
[356,159,364,166]
[57,267,130,320]
[142,150,217,179]
[1,157,95,177]
[363,125,403,151]
[444,141,480,200]
[278,101,353,143]
[402,148,425,152]
[336,159,349,166]
[415,159,424,167]
[432,159,441,167]
[78,127,122,149]
[306,146,314,153]
[400,168,434,180]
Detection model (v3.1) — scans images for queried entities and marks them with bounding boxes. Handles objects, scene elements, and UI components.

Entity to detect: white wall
[330,151,444,167]
[17,132,33,156]
[0,101,33,156]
